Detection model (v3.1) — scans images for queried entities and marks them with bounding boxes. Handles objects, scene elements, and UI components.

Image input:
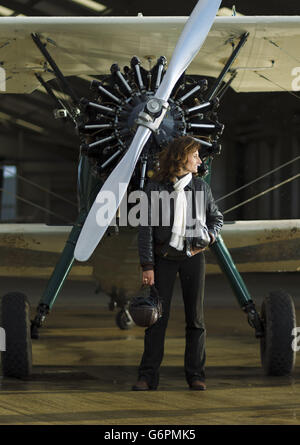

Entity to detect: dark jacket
[138,176,223,270]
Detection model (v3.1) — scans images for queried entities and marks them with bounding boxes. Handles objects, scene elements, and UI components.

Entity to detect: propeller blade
[74,126,151,261]
[74,0,221,262]
[156,0,222,101]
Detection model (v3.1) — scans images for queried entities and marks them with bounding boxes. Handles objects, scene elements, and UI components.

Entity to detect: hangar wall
[211,87,300,222]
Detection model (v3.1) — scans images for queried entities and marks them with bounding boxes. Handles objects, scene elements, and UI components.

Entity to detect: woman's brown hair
[152,136,201,183]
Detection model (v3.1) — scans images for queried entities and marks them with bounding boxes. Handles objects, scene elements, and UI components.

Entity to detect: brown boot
[132,379,150,391]
[189,380,206,391]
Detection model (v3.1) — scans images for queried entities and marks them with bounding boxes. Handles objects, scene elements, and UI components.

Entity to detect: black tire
[0,292,32,378]
[116,309,134,330]
[260,290,296,376]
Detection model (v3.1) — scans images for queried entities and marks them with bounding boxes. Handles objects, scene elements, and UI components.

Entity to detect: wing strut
[215,71,237,101]
[206,32,249,101]
[35,72,74,122]
[31,33,79,106]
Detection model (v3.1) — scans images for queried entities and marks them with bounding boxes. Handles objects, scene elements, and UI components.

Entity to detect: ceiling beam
[40,0,104,16]
[0,104,78,148]
[100,0,197,15]
[0,0,50,16]
[0,92,77,133]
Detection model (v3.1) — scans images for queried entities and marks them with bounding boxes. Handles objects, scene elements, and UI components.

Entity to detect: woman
[132,136,223,391]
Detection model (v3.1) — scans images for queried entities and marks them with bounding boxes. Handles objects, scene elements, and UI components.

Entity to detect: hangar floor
[0,272,299,425]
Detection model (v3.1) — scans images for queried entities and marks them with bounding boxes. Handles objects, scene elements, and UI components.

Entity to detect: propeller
[74,0,222,261]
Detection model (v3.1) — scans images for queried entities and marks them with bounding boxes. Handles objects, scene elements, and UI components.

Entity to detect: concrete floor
[0,272,299,425]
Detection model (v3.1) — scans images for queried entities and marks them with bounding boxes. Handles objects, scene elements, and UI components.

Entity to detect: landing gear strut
[211,237,297,376]
[109,289,134,330]
[116,309,134,331]
[30,303,49,339]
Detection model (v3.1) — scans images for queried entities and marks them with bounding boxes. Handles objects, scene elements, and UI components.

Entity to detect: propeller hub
[146,98,162,115]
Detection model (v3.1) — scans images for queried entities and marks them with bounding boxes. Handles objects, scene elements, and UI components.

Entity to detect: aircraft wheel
[260,290,296,376]
[116,309,134,330]
[0,292,32,378]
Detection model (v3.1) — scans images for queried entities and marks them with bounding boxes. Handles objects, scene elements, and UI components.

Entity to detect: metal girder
[0,99,74,133]
[39,0,102,16]
[101,0,196,15]
[0,0,107,16]
[0,103,77,148]
[57,0,107,16]
[0,0,49,16]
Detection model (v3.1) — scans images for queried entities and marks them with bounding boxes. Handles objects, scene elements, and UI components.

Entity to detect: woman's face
[183,149,202,174]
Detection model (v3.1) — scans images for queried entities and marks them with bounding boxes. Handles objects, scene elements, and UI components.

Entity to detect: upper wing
[0,16,300,93]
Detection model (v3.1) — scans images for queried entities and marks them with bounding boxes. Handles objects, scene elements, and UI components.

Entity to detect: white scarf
[169,173,192,251]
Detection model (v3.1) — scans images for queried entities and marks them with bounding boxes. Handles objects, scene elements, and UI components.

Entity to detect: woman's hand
[208,232,216,245]
[142,270,155,286]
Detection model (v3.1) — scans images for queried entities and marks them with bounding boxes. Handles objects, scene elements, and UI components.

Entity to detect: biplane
[0,1,299,379]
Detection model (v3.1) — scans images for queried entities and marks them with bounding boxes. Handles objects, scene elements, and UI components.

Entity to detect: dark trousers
[138,252,206,389]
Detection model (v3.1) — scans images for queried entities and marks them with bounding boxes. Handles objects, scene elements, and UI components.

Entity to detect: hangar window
[0,165,17,221]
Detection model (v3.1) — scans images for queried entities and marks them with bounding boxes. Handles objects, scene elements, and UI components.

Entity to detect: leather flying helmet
[129,285,162,327]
